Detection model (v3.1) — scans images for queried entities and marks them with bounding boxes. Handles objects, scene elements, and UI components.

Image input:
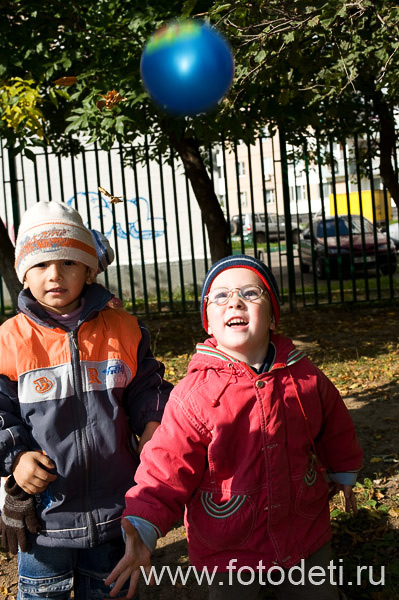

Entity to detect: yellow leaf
[370,457,382,463]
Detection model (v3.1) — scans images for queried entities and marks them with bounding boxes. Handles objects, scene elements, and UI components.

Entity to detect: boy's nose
[228,289,244,307]
[48,264,63,279]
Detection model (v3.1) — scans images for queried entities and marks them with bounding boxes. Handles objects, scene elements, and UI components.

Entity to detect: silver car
[230,213,286,243]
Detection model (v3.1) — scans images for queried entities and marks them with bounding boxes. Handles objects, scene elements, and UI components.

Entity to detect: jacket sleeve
[122,320,173,437]
[314,367,363,476]
[123,388,211,537]
[0,374,32,477]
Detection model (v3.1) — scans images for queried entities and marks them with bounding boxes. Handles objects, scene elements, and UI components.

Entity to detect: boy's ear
[86,268,97,285]
[23,280,29,289]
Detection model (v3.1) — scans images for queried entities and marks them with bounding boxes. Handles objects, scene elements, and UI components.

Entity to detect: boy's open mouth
[227,318,248,327]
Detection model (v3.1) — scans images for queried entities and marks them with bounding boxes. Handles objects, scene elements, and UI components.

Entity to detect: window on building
[265,189,275,203]
[289,185,306,201]
[240,191,248,207]
[263,157,273,180]
[238,161,246,177]
[322,183,330,199]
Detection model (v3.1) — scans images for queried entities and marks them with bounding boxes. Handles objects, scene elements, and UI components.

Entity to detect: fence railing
[0,130,398,317]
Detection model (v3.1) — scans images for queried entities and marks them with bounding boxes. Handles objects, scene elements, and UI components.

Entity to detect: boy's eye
[63,260,76,266]
[241,286,261,300]
[209,289,230,303]
[213,290,229,302]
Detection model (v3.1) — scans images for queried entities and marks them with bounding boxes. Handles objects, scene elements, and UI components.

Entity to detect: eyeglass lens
[208,285,263,304]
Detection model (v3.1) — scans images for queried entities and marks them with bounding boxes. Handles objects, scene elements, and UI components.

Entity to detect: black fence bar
[131,144,148,313]
[143,137,162,311]
[157,149,173,310]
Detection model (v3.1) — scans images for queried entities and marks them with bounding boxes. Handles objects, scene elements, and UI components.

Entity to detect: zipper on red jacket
[69,329,98,546]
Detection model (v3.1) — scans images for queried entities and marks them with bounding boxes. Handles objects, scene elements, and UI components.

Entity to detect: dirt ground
[1,301,399,599]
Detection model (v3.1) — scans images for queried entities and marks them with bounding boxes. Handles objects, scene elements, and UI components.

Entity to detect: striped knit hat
[200,254,280,332]
[15,201,98,283]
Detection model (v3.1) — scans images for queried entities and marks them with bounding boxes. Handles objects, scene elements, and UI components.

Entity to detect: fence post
[8,145,20,236]
[278,129,296,311]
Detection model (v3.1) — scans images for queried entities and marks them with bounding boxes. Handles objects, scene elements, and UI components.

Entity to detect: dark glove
[0,475,41,554]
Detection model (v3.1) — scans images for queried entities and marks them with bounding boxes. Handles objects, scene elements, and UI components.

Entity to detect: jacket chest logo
[33,376,54,394]
[87,364,125,385]
[88,368,102,384]
[82,361,130,391]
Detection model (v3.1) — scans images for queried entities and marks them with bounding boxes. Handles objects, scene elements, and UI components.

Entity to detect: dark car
[299,215,397,279]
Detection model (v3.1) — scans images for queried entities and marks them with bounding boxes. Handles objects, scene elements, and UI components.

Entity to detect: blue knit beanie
[200,254,280,332]
[91,230,115,274]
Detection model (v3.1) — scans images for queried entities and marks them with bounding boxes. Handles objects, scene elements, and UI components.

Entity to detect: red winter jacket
[124,334,363,571]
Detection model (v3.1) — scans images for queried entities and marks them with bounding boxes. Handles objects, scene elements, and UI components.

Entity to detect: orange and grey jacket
[0,284,172,548]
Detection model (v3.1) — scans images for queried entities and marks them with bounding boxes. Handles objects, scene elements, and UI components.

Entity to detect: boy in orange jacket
[0,201,172,599]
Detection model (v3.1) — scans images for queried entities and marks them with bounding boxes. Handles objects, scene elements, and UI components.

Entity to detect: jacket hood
[17,283,114,330]
[187,333,305,376]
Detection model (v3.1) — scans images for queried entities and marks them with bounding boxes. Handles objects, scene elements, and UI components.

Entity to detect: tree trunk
[373,93,399,214]
[167,132,230,264]
[0,219,21,311]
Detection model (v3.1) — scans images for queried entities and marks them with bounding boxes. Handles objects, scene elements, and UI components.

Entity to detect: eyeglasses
[205,284,267,305]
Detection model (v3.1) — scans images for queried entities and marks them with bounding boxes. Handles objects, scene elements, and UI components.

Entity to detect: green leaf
[61,57,72,70]
[181,0,199,18]
[24,148,37,161]
[284,31,295,44]
[211,3,231,16]
[308,16,320,27]
[48,88,59,108]
[255,50,266,64]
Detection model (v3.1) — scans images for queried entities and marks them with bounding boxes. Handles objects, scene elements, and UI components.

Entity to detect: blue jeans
[17,537,133,600]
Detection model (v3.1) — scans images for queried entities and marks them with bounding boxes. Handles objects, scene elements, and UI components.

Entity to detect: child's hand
[12,451,57,495]
[105,518,152,599]
[338,484,357,513]
[137,421,160,454]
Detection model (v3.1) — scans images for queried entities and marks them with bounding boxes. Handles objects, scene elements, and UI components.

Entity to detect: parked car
[299,215,397,279]
[230,213,286,243]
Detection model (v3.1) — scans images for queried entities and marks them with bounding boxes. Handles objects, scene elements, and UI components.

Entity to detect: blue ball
[140,20,234,117]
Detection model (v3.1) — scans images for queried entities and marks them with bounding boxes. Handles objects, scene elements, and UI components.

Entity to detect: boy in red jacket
[107,254,363,600]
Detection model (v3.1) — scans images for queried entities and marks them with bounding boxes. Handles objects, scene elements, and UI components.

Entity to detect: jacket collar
[17,283,114,330]
[193,333,305,373]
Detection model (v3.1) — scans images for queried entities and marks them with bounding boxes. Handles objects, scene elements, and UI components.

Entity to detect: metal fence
[1,130,398,317]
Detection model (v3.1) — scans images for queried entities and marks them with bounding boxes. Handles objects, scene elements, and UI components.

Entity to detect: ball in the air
[140,20,234,117]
